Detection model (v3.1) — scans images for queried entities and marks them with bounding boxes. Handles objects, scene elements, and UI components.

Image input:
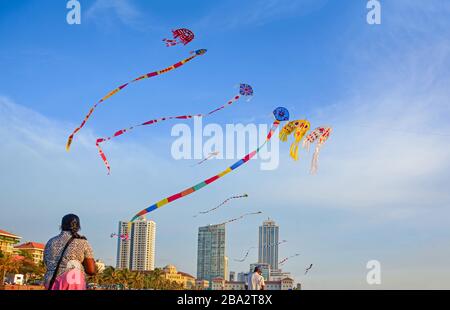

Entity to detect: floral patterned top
[43,231,94,285]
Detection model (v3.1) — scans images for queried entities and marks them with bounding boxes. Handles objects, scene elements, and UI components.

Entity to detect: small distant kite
[304,264,313,275]
[163,28,195,47]
[234,247,256,262]
[193,194,249,217]
[278,253,300,266]
[218,211,263,225]
[110,233,129,241]
[279,120,311,161]
[66,49,207,152]
[303,127,332,174]
[191,152,221,167]
[96,83,254,174]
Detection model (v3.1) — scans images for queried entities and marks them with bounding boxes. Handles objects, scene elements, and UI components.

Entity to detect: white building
[116,219,156,271]
[270,269,292,281]
[265,278,295,290]
[211,277,294,290]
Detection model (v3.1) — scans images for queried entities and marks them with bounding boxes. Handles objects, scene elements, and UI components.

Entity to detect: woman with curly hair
[44,214,96,290]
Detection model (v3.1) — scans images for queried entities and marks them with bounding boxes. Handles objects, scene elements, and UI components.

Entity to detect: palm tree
[100,266,120,289]
[130,272,145,290]
[0,254,22,285]
[117,268,134,289]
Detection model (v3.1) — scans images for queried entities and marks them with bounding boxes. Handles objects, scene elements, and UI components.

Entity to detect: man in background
[247,266,266,290]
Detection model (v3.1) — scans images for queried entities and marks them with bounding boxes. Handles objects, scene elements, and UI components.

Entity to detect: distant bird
[304,264,313,275]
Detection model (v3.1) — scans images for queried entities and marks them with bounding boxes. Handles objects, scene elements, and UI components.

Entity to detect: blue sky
[1,0,450,289]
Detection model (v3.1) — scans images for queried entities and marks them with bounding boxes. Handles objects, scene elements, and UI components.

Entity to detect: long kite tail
[195,193,249,216]
[130,120,280,221]
[95,91,247,174]
[65,50,207,152]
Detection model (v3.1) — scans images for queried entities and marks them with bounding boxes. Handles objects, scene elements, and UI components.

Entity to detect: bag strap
[48,236,75,290]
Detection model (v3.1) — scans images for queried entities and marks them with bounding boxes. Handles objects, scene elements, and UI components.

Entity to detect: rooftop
[0,229,21,239]
[15,242,45,250]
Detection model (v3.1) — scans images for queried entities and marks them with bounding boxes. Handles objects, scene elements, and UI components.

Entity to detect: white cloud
[195,0,328,31]
[85,0,149,30]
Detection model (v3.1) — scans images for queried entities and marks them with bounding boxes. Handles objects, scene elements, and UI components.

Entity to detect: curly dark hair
[61,214,86,240]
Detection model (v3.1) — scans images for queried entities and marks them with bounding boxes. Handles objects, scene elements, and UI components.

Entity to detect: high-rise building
[258,219,279,270]
[197,224,226,283]
[116,222,131,269]
[131,219,156,271]
[116,219,156,271]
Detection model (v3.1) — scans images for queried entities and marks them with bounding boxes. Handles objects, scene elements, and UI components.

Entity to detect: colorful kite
[279,253,300,266]
[273,107,290,121]
[305,264,313,275]
[65,49,208,152]
[110,233,129,241]
[191,151,220,167]
[96,84,254,174]
[163,28,195,47]
[279,119,311,161]
[303,126,332,173]
[193,194,249,217]
[217,211,263,225]
[130,108,288,221]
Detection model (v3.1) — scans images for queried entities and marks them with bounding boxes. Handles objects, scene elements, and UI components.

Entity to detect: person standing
[44,214,96,290]
[247,266,266,290]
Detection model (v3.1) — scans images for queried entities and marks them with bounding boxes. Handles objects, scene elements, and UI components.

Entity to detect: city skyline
[1,0,450,289]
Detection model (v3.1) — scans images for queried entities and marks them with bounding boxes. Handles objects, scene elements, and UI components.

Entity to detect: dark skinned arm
[83,258,97,275]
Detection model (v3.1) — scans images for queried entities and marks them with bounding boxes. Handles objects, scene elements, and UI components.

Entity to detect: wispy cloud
[195,0,328,31]
[85,0,159,31]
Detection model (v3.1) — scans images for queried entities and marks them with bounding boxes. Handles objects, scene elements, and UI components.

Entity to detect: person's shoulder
[45,234,61,247]
[74,237,92,248]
